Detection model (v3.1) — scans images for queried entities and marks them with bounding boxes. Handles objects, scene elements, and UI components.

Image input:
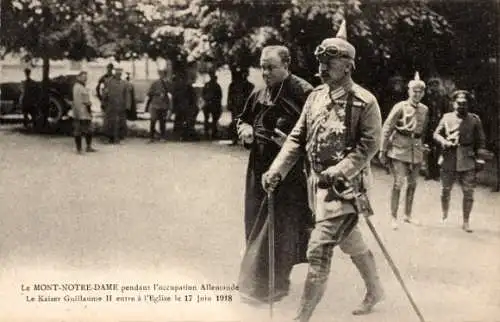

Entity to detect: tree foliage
[0,0,150,61]
[148,0,454,86]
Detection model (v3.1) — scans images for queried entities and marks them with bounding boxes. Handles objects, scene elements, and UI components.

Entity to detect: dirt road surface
[1,129,499,322]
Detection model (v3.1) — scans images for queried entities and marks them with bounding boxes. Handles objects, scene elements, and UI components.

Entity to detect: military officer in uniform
[379,72,429,230]
[96,63,114,112]
[433,90,486,233]
[102,66,129,143]
[263,21,384,321]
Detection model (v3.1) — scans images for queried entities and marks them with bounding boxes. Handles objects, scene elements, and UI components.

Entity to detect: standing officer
[72,71,96,154]
[96,63,114,112]
[379,72,429,230]
[263,21,384,321]
[145,67,173,142]
[433,90,486,233]
[102,66,129,144]
[202,70,223,139]
[125,72,137,121]
[19,68,40,129]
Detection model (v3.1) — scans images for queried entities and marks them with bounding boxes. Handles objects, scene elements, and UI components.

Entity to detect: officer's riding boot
[351,250,385,315]
[390,188,400,229]
[404,185,419,224]
[462,196,474,233]
[294,277,326,322]
[441,193,450,222]
[74,136,82,154]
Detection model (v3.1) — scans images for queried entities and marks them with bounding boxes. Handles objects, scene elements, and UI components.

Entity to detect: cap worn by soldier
[408,72,426,89]
[314,20,356,68]
[451,90,472,103]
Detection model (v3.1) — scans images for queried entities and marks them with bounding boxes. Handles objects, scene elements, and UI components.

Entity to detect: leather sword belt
[396,129,422,138]
[310,158,339,173]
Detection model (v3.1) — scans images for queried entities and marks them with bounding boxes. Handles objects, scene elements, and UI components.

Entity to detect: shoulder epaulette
[470,113,481,121]
[312,84,328,92]
[351,84,373,105]
[419,102,429,109]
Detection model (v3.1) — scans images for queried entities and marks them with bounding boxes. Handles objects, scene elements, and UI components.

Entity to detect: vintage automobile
[0,73,144,125]
[0,74,78,126]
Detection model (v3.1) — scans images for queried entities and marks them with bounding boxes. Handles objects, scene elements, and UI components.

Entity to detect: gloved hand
[319,167,355,200]
[318,165,344,188]
[262,170,282,193]
[238,123,254,144]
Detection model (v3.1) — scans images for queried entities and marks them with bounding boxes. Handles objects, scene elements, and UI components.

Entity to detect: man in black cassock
[237,45,313,303]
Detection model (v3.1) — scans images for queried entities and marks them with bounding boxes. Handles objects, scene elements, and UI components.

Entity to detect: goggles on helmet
[314,45,351,61]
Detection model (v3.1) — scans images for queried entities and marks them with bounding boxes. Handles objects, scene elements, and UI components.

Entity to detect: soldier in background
[202,70,222,139]
[71,71,96,154]
[19,68,40,129]
[102,67,128,144]
[172,63,199,141]
[96,63,114,112]
[433,90,487,233]
[423,77,448,180]
[145,67,173,142]
[380,72,429,230]
[125,72,137,121]
[227,67,254,145]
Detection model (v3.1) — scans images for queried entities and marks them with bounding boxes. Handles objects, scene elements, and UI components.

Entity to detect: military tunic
[434,112,486,172]
[381,100,429,164]
[267,79,382,289]
[96,73,113,111]
[269,80,382,222]
[72,81,93,136]
[72,82,92,121]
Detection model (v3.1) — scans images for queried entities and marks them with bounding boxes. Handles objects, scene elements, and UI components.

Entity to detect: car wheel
[47,95,64,125]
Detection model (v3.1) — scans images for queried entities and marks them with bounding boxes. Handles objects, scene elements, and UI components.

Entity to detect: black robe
[237,74,313,301]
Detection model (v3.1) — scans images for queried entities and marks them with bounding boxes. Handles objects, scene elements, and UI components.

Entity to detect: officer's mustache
[316,71,330,78]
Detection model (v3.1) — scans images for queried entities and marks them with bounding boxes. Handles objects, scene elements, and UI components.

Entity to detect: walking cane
[363,215,426,322]
[267,191,276,320]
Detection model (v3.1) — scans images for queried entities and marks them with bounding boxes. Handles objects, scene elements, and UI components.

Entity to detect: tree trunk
[495,0,500,192]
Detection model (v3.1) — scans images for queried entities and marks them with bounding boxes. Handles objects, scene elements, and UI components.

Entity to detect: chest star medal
[330,120,346,135]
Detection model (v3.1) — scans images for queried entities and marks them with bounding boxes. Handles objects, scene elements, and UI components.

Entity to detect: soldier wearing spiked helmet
[380,72,429,230]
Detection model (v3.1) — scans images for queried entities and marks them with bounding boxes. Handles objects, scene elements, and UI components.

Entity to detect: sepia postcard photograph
[0,0,499,321]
